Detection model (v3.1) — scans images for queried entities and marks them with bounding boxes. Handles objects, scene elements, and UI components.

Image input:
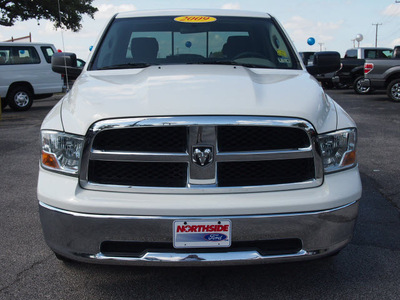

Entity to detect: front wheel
[7,86,33,111]
[387,79,400,102]
[353,76,371,94]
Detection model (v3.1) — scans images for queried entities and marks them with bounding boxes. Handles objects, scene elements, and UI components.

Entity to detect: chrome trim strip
[93,249,310,264]
[80,179,322,194]
[80,116,323,194]
[39,200,358,219]
[89,149,313,163]
[216,148,313,162]
[89,116,316,132]
[90,151,189,162]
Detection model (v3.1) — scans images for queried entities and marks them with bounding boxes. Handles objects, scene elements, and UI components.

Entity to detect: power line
[379,20,400,46]
[376,1,400,45]
[372,23,383,47]
[364,2,395,44]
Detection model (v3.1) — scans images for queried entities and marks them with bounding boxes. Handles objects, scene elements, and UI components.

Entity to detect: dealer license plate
[173,220,232,249]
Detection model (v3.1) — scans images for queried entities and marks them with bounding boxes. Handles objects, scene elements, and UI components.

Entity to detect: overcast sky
[1,0,400,60]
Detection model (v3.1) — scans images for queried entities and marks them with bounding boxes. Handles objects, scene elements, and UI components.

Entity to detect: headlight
[318,128,357,173]
[40,130,84,175]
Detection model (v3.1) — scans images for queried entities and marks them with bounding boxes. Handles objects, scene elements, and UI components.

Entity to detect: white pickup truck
[38,9,362,265]
[0,42,63,111]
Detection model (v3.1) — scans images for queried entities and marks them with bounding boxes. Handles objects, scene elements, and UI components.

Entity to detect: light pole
[372,23,382,47]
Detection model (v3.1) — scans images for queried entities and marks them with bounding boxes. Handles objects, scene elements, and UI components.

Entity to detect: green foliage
[0,0,98,32]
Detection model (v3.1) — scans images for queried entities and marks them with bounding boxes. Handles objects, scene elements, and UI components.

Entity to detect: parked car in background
[362,46,400,102]
[299,51,336,88]
[0,42,63,111]
[333,47,393,94]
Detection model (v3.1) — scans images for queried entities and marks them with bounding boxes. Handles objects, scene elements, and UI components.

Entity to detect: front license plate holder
[173,220,232,249]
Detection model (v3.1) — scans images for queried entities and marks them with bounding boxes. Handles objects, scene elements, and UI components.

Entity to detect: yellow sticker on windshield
[174,16,217,23]
[277,50,287,57]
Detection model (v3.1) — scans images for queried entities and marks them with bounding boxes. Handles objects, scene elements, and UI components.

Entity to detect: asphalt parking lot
[0,89,399,299]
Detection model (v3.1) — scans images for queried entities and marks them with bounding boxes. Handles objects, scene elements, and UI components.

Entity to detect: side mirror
[51,52,82,80]
[306,51,341,75]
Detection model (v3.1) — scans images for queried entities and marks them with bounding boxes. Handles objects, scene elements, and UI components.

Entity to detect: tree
[0,0,98,32]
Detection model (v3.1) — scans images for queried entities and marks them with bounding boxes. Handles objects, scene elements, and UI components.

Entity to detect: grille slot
[88,161,188,187]
[218,126,310,152]
[92,127,187,152]
[218,159,315,187]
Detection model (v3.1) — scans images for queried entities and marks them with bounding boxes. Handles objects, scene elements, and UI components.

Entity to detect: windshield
[90,15,301,70]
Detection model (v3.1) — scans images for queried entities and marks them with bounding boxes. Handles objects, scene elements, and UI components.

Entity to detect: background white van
[0,42,63,111]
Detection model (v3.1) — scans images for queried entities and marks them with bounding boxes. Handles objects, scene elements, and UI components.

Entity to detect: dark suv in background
[333,47,393,94]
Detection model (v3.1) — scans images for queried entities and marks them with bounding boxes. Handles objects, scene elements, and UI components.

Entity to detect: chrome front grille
[80,116,323,194]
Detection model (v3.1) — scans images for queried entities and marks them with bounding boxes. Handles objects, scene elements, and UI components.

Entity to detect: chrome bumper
[39,201,359,266]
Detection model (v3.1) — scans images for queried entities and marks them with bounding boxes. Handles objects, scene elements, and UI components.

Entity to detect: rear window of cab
[90,16,301,70]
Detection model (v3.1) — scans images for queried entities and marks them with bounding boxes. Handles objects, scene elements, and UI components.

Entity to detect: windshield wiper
[191,60,271,68]
[97,63,154,70]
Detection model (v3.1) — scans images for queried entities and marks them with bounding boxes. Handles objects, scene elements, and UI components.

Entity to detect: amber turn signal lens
[41,151,60,169]
[342,151,356,166]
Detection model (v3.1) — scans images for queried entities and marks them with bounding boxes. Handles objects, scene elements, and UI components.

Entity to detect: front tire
[7,86,33,111]
[387,79,400,102]
[353,76,371,94]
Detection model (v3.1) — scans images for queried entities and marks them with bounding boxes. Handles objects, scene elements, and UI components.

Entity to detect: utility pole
[318,42,324,51]
[372,23,382,47]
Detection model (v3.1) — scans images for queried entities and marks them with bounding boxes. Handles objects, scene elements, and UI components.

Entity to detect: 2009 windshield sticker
[174,16,217,23]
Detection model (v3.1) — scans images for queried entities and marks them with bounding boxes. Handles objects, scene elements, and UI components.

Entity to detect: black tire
[7,86,34,111]
[387,79,400,102]
[353,76,371,95]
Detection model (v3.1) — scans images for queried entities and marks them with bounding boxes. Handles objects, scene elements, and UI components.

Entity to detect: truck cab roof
[116,9,272,19]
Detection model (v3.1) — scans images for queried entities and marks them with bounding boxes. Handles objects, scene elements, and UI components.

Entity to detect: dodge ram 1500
[38,9,361,265]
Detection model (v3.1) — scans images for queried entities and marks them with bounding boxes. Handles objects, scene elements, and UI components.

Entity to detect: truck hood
[59,65,337,135]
